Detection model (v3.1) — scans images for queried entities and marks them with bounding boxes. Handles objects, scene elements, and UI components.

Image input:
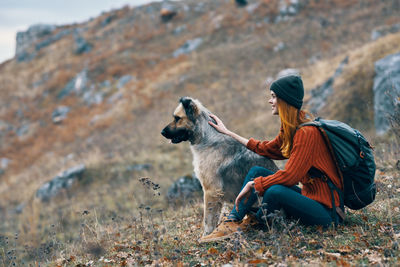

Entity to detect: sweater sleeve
[246,134,286,160]
[253,127,318,195]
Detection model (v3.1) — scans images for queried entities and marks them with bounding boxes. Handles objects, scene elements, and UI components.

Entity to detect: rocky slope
[0,0,399,217]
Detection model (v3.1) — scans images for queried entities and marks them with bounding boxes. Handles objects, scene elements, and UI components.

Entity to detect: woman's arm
[253,127,318,194]
[208,114,249,146]
[247,136,285,160]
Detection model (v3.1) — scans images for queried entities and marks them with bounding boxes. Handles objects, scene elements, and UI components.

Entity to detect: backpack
[300,118,377,213]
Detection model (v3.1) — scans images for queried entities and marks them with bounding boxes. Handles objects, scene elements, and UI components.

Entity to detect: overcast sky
[0,0,161,63]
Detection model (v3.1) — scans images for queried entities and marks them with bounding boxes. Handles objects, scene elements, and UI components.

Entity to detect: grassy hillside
[0,0,399,265]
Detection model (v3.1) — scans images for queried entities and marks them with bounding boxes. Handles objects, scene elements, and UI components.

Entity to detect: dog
[161,97,278,235]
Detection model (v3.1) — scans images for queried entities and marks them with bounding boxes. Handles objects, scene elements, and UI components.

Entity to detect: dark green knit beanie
[270,75,304,109]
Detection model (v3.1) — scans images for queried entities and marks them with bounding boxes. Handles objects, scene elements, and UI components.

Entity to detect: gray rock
[16,123,30,137]
[83,89,104,105]
[36,164,86,201]
[101,15,116,27]
[117,75,134,89]
[194,2,205,13]
[16,50,37,62]
[100,80,111,88]
[371,23,400,41]
[276,68,300,79]
[307,56,348,114]
[167,174,203,203]
[74,34,93,54]
[0,158,11,169]
[58,69,89,99]
[275,0,301,23]
[246,3,260,14]
[14,202,26,214]
[52,106,70,124]
[273,42,286,52]
[373,52,400,135]
[35,29,71,51]
[32,72,50,88]
[173,38,203,58]
[107,92,124,104]
[173,25,187,35]
[16,24,56,61]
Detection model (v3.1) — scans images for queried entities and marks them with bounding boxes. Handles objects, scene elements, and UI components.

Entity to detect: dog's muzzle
[161,127,190,144]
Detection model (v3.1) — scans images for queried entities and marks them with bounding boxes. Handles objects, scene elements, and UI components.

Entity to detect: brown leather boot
[239,213,260,232]
[199,220,242,243]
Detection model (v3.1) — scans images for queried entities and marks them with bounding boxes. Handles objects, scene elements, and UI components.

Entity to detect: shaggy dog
[161,97,278,235]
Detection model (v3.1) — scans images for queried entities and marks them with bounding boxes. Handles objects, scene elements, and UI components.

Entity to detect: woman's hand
[235,181,255,212]
[208,113,250,146]
[208,113,230,135]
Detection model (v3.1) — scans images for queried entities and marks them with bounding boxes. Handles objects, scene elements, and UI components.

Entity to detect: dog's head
[161,97,201,144]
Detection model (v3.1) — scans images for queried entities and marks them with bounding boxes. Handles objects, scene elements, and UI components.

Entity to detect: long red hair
[277,98,313,158]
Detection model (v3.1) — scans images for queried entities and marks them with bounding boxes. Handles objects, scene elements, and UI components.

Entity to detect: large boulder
[307,56,348,114]
[36,164,86,201]
[16,24,56,62]
[58,69,89,99]
[373,52,400,135]
[167,174,203,204]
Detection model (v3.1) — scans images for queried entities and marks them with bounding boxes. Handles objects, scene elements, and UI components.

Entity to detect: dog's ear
[180,97,198,121]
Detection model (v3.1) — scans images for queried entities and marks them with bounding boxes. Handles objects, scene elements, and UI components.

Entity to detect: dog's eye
[174,116,180,122]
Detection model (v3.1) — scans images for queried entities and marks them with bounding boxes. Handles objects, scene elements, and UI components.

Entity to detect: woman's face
[268,91,279,115]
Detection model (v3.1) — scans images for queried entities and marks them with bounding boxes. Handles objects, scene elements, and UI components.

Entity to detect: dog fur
[161,97,278,235]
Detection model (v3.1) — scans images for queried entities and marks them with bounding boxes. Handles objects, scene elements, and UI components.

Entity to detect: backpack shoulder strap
[298,117,323,129]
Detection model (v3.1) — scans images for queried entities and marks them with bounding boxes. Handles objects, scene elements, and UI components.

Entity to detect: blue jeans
[228,166,337,227]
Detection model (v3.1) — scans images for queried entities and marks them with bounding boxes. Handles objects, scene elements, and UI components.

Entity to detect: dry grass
[0,0,399,265]
[1,150,398,266]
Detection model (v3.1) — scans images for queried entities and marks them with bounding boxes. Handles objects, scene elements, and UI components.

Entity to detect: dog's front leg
[203,190,224,235]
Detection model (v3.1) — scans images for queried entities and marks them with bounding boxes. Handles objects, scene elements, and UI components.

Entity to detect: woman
[200,74,343,243]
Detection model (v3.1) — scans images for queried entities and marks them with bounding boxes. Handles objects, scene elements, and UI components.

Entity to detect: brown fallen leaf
[337,245,352,254]
[248,259,269,264]
[208,247,218,254]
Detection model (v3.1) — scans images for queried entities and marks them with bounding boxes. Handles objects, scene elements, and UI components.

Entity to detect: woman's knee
[246,166,274,181]
[263,185,287,201]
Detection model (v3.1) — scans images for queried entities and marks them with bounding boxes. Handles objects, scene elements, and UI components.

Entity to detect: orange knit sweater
[247,126,343,209]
